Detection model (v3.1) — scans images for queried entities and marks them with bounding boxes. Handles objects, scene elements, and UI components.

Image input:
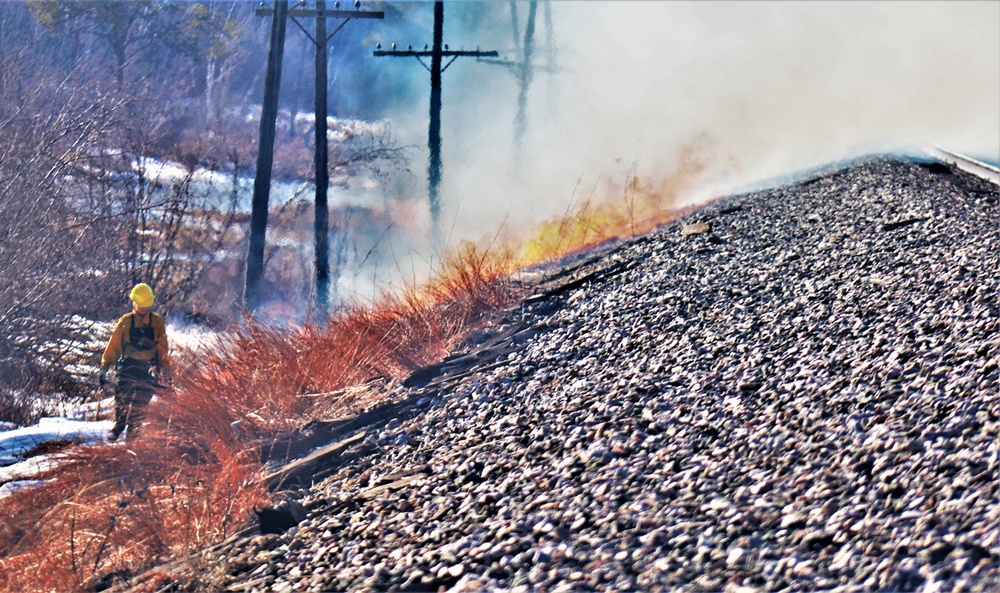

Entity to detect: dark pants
[112,358,157,440]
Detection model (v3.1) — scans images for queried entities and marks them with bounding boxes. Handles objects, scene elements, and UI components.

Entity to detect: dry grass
[520,139,712,264]
[0,241,521,593]
[0,436,268,592]
[0,148,704,591]
[173,240,521,434]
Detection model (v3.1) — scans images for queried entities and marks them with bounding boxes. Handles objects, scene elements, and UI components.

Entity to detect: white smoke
[396,1,1000,245]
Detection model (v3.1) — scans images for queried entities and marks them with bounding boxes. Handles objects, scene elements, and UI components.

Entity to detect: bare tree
[0,31,248,400]
[0,41,130,395]
[27,0,173,86]
[175,1,255,125]
[328,121,410,187]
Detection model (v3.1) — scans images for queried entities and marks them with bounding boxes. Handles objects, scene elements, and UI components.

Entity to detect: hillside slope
[179,158,998,592]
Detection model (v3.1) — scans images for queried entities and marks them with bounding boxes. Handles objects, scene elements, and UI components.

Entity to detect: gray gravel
[197,158,999,592]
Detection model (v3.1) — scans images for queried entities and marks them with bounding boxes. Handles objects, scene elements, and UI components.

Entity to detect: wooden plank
[265,432,366,489]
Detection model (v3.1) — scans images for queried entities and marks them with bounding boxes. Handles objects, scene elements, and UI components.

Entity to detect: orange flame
[520,137,715,264]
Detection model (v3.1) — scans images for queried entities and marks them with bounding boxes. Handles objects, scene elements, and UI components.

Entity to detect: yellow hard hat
[129,283,154,308]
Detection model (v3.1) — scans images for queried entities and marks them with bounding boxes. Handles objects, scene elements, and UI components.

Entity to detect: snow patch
[0,417,113,468]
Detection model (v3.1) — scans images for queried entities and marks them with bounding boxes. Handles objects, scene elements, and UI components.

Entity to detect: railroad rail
[927,145,1000,184]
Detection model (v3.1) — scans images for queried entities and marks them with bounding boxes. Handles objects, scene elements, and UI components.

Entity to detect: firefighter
[98,283,172,441]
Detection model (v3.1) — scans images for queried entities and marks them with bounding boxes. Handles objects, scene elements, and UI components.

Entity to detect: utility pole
[514,0,537,151]
[245,0,288,313]
[256,0,383,313]
[374,1,498,240]
[478,0,559,154]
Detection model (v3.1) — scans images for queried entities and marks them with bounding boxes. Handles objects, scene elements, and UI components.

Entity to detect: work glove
[98,369,108,387]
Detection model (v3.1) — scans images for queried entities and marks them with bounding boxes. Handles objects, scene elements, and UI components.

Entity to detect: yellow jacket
[100,311,171,373]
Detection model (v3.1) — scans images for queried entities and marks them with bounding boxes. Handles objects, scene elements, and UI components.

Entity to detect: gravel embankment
[194,158,999,592]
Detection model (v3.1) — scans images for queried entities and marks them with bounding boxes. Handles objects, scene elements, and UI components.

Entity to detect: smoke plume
[377,1,999,246]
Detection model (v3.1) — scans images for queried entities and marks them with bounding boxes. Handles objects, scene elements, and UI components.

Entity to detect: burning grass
[0,146,707,591]
[521,139,713,264]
